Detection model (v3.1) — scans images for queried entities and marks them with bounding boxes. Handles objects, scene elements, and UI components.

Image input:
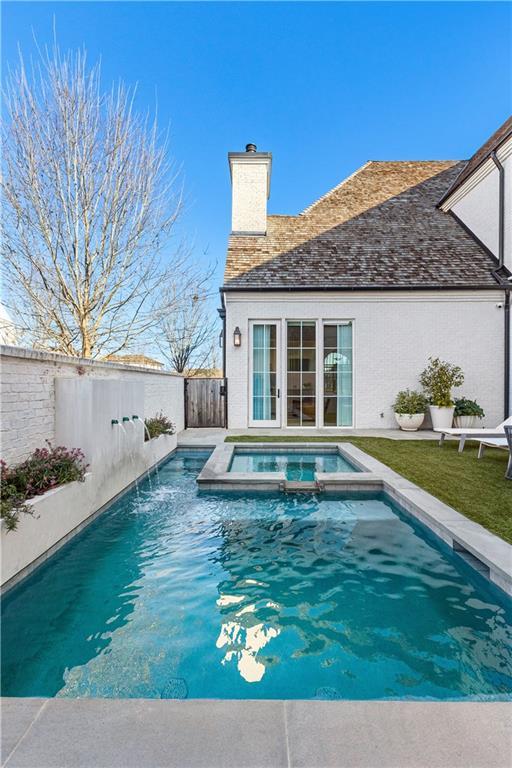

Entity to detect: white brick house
[220,118,512,431]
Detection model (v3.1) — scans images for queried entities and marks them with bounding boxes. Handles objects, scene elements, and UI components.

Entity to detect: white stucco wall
[451,163,500,256]
[0,346,185,465]
[224,290,506,429]
[448,136,512,270]
[504,150,512,272]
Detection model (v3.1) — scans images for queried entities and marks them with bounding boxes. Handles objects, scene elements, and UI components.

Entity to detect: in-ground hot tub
[228,447,359,481]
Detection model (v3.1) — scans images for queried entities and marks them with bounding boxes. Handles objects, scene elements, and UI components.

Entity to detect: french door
[249,322,280,427]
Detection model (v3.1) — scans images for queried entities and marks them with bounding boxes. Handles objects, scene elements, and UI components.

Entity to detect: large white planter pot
[429,405,455,430]
[453,415,478,429]
[394,413,425,431]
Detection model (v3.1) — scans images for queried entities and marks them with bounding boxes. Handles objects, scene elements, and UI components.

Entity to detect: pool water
[229,450,357,481]
[2,450,511,700]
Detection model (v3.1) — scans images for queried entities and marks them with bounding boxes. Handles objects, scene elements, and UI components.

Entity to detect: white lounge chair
[435,416,512,453]
[475,437,508,457]
[476,426,512,480]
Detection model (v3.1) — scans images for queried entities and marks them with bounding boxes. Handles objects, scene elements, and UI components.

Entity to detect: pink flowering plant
[1,443,88,531]
[144,413,175,441]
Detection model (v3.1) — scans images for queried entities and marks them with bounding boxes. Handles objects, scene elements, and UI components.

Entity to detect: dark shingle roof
[223,161,499,291]
[439,116,512,205]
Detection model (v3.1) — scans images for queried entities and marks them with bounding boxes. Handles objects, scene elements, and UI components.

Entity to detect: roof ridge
[298,160,457,216]
[366,159,459,164]
[299,161,373,215]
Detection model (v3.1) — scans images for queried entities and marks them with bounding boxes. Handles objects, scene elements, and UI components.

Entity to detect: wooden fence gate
[184,378,226,428]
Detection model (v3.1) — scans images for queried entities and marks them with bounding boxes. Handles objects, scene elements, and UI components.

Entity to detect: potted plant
[419,357,464,429]
[392,389,428,431]
[453,398,485,428]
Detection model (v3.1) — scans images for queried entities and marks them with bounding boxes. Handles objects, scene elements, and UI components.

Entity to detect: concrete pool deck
[1,697,511,767]
[178,427,443,448]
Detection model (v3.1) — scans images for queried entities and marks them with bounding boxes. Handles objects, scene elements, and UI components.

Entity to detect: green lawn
[225,435,512,542]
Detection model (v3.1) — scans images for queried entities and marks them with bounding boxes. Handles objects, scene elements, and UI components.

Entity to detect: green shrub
[1,443,88,532]
[144,413,175,441]
[393,389,429,415]
[454,398,485,418]
[419,357,464,407]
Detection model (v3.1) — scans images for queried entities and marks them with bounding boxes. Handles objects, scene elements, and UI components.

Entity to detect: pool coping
[197,442,512,596]
[1,697,510,768]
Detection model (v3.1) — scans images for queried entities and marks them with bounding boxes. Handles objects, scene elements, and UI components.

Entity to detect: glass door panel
[323,322,353,427]
[286,321,316,426]
[250,323,279,426]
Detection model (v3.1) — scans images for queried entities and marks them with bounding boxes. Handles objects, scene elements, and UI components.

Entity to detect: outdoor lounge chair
[476,427,512,480]
[503,426,512,480]
[435,416,512,453]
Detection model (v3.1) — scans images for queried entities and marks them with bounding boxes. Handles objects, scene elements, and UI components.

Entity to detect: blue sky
[3,1,512,299]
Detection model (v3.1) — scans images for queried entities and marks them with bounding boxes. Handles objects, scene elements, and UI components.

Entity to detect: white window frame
[283,318,320,429]
[248,320,281,428]
[320,320,355,429]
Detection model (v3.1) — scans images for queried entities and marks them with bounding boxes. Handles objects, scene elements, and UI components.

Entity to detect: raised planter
[429,405,455,430]
[1,432,178,589]
[394,413,425,432]
[142,432,177,467]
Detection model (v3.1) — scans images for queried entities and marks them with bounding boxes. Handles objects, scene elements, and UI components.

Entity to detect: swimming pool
[229,449,357,481]
[2,450,511,700]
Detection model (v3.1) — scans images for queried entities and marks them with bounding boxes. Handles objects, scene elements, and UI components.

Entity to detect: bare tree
[2,43,197,358]
[158,289,218,374]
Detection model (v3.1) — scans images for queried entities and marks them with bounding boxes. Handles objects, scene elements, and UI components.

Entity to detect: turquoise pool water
[2,450,511,700]
[229,450,357,481]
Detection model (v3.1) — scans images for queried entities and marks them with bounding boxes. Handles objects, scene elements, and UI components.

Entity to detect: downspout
[218,289,228,427]
[491,150,509,416]
[491,151,505,267]
[505,290,510,418]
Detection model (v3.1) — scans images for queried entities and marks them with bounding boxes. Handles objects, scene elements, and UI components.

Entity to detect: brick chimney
[228,144,272,235]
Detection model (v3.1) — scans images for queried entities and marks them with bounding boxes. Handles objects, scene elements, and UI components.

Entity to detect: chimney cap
[245,143,257,153]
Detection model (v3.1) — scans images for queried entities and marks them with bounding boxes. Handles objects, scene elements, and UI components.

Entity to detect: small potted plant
[453,398,485,428]
[419,357,464,430]
[392,389,428,431]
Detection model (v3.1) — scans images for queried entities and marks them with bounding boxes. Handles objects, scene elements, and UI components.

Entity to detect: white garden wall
[0,346,184,465]
[0,347,185,588]
[224,290,506,430]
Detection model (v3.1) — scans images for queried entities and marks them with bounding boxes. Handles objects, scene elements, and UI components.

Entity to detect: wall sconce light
[233,327,242,347]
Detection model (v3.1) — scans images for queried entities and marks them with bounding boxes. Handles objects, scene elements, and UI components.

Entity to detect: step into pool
[229,449,357,481]
[2,450,511,700]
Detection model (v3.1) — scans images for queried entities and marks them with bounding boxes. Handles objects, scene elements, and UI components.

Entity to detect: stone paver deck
[178,427,442,448]
[1,698,510,768]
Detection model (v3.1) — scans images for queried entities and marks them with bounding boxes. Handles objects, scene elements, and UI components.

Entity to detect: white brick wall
[230,158,270,234]
[224,290,506,429]
[0,347,185,465]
